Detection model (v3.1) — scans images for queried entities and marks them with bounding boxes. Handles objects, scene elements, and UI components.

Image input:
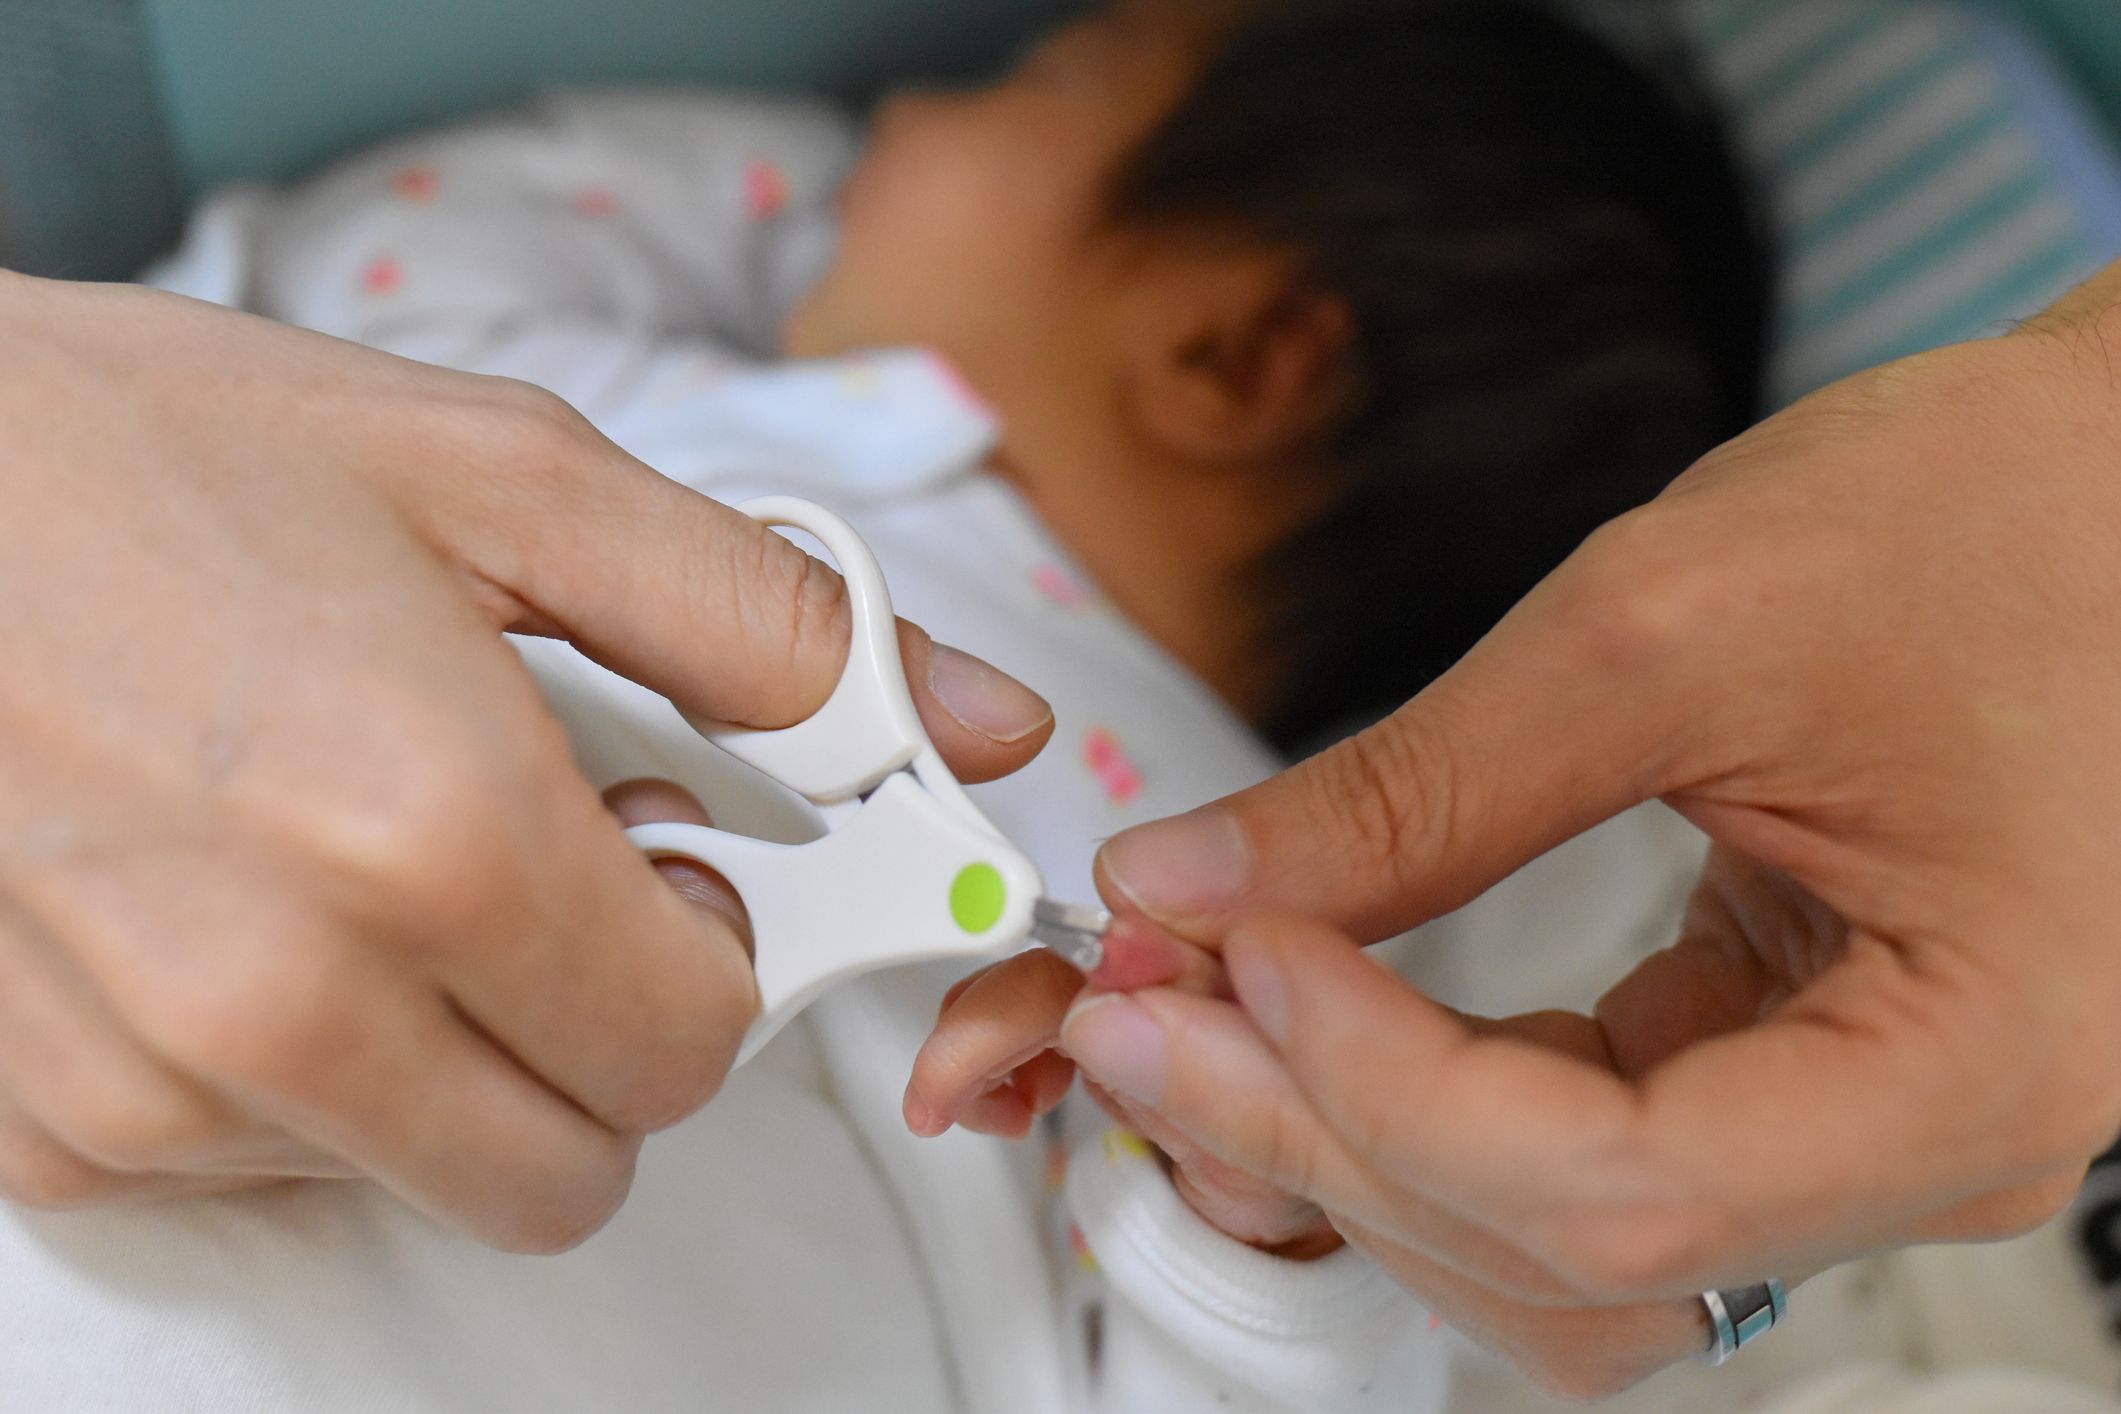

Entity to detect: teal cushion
[1991,0,2121,136]
[1693,0,2121,402]
[142,0,1075,193]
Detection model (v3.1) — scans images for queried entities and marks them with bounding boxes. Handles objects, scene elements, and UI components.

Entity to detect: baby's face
[781,3,1217,395]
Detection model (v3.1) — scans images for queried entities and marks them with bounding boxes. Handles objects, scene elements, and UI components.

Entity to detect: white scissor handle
[625,497,1043,1065]
[690,495,927,802]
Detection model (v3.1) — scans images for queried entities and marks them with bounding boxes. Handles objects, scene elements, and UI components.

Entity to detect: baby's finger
[1013,1048,1077,1117]
[951,1048,1080,1141]
[906,949,1083,1136]
[1081,1078,1335,1253]
[936,962,1004,1021]
[1086,916,1230,997]
[953,1090,1036,1139]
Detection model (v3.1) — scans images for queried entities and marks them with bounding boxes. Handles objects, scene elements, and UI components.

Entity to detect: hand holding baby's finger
[1062,924,1725,1395]
[1064,896,2111,1395]
[908,915,1337,1254]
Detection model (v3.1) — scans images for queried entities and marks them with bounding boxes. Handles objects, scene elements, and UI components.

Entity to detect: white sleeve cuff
[1066,1128,1448,1411]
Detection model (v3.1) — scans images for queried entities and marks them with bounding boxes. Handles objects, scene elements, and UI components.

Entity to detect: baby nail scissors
[626,496,1109,1066]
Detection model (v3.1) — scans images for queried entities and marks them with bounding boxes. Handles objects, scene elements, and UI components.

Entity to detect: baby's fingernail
[1226,932,1289,1046]
[1098,806,1250,923]
[1061,993,1165,1105]
[1087,915,1190,991]
[927,643,1052,745]
[903,1087,947,1139]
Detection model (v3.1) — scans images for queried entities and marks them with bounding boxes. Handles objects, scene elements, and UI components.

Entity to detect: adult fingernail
[928,643,1052,745]
[1061,993,1166,1105]
[1226,933,1289,1046]
[1098,806,1250,922]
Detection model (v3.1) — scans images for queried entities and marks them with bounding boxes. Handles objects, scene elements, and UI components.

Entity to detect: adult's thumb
[1095,525,1693,944]
[434,403,1053,779]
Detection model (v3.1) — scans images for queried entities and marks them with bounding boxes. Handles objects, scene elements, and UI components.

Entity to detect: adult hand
[904,923,1342,1257]
[0,275,1051,1251]
[1060,260,2121,1394]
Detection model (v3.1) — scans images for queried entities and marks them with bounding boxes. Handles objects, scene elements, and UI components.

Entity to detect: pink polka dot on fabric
[571,185,622,219]
[742,158,789,221]
[1083,728,1145,806]
[390,164,440,202]
[1068,1223,1099,1273]
[1031,563,1092,612]
[1427,1313,1444,1332]
[360,256,404,296]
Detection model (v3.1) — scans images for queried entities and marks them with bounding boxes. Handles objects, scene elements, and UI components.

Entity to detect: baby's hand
[905,921,1343,1257]
[903,947,1086,1141]
[903,917,1207,1139]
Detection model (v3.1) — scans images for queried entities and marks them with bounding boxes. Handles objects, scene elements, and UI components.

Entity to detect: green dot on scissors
[949,863,1007,934]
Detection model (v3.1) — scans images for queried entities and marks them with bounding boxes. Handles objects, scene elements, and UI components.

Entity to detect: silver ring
[1700,1278,1786,1364]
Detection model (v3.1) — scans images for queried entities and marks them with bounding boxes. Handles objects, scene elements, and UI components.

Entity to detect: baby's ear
[1122,256,1354,467]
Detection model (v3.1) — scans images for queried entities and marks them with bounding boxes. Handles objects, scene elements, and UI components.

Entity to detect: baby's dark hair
[1110,0,1772,753]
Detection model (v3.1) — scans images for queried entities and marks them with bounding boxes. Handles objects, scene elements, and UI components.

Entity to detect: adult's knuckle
[784,539,852,644]
[1991,1041,2121,1177]
[1309,716,1450,897]
[294,717,520,936]
[596,928,756,1135]
[491,1195,616,1256]
[487,1139,640,1255]
[43,1086,230,1176]
[0,1156,99,1210]
[1517,1348,1641,1405]
[0,1125,115,1210]
[1542,1204,1708,1302]
[1949,1177,2081,1242]
[481,377,601,472]
[129,947,349,1099]
[707,526,852,728]
[2024,1102,2116,1178]
[771,542,852,687]
[603,1033,739,1135]
[1559,506,1728,678]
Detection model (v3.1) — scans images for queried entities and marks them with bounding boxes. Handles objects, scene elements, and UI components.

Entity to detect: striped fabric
[1689,0,2121,404]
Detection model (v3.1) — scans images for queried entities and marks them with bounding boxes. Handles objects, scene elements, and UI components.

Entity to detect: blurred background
[4,0,2121,405]
[0,0,1073,281]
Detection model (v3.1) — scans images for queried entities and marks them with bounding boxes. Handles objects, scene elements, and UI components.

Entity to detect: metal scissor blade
[1031,897,1110,973]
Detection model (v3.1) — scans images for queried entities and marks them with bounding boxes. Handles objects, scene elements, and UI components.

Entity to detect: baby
[131,0,1765,1407]
[789,0,1767,753]
[843,0,1767,1239]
